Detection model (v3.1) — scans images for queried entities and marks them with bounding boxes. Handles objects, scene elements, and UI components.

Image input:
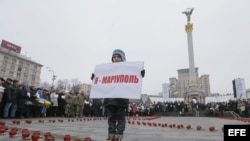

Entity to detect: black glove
[141,69,145,77]
[91,73,95,80]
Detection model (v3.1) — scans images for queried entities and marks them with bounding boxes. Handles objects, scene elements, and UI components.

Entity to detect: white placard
[90,61,144,99]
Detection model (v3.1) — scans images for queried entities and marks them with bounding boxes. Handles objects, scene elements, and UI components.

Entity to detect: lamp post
[46,67,57,89]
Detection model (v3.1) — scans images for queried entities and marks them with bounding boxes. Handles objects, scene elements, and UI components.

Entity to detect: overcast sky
[0,0,249,95]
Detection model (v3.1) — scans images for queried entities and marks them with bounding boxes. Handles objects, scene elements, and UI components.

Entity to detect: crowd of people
[0,77,90,119]
[0,76,125,119]
[135,99,250,118]
[0,77,249,119]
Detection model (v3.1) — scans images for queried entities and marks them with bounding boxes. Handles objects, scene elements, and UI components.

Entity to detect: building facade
[0,40,43,87]
[79,83,91,96]
[167,68,211,101]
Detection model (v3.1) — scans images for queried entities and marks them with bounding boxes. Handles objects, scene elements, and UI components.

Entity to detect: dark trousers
[30,106,42,117]
[0,102,3,117]
[57,105,65,117]
[49,106,58,117]
[17,106,31,118]
[107,106,126,135]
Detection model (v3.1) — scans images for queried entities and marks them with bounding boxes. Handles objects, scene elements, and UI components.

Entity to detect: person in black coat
[246,101,250,117]
[17,84,31,118]
[57,90,66,117]
[0,77,5,118]
[2,78,12,118]
[3,79,20,118]
[91,98,102,117]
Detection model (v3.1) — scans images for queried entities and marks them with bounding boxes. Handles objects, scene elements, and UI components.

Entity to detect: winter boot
[106,138,115,141]
[106,134,115,141]
[114,135,123,141]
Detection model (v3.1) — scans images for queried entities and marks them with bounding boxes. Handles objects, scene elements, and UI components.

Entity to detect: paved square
[0,116,249,141]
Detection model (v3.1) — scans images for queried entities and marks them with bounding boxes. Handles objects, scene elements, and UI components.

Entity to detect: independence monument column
[182,8,203,103]
[183,8,196,83]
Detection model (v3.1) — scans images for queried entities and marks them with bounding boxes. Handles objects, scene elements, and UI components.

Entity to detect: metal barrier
[229,111,241,118]
[195,110,199,117]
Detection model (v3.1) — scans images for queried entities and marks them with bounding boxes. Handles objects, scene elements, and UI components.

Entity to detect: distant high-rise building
[199,74,211,96]
[162,83,170,100]
[232,78,247,99]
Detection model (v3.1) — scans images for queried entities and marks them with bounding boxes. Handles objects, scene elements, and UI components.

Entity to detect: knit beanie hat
[111,49,126,62]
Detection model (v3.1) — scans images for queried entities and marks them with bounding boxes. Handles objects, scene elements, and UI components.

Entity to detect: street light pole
[46,67,57,89]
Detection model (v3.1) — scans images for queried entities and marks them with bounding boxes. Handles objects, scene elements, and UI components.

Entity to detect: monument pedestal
[185,83,205,103]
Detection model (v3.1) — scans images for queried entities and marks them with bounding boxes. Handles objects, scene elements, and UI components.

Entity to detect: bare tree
[39,81,51,90]
[55,80,64,91]
[39,78,81,93]
[55,79,71,92]
[70,78,82,93]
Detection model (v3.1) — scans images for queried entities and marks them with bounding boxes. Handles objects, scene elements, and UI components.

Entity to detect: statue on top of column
[182,8,194,22]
